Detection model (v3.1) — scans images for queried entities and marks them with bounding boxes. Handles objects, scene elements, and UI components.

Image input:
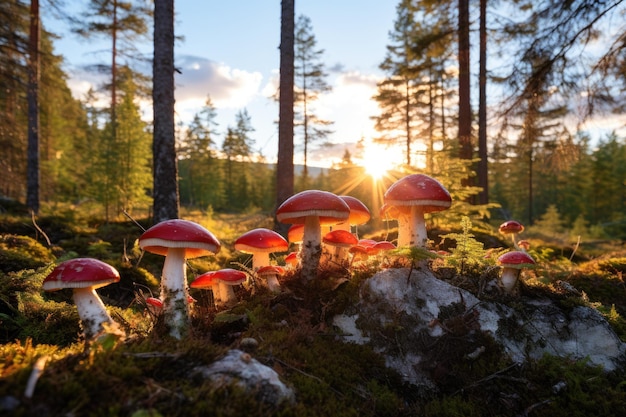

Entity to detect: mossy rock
[0,234,56,273]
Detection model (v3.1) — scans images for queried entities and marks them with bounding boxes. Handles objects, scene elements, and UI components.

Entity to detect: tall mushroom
[139,219,221,339]
[234,228,289,269]
[384,174,452,248]
[42,258,121,341]
[276,190,350,282]
[380,203,412,247]
[497,250,536,294]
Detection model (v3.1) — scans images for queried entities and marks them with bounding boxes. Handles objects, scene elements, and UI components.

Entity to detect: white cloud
[176,55,263,108]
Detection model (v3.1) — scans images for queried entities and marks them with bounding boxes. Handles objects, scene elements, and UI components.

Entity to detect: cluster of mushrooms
[41,173,536,342]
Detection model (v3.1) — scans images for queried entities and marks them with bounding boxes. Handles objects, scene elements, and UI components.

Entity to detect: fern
[440,216,489,275]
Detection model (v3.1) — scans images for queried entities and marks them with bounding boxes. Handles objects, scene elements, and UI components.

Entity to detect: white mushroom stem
[300,215,322,282]
[160,247,191,339]
[408,206,428,247]
[500,267,521,294]
[219,283,238,306]
[211,284,223,307]
[396,213,412,247]
[252,253,271,269]
[264,274,281,293]
[72,287,116,340]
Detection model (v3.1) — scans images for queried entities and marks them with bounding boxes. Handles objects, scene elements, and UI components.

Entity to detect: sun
[360,143,399,180]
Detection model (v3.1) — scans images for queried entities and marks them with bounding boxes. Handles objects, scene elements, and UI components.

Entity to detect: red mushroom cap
[284,251,299,266]
[42,258,120,291]
[212,268,247,285]
[276,190,350,226]
[234,228,289,254]
[499,220,524,234]
[146,297,163,308]
[373,241,396,251]
[139,219,221,258]
[323,230,359,247]
[338,195,371,226]
[384,174,452,213]
[357,238,378,248]
[190,271,219,289]
[349,245,370,256]
[257,265,285,277]
[497,251,535,269]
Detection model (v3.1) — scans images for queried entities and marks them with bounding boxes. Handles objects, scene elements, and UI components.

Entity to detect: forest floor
[1,204,626,416]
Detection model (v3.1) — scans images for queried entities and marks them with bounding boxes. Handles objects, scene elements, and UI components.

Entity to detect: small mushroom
[499,220,524,249]
[42,258,121,341]
[256,265,285,293]
[210,269,247,307]
[234,228,289,269]
[322,229,358,266]
[191,271,222,307]
[384,174,452,248]
[497,251,536,294]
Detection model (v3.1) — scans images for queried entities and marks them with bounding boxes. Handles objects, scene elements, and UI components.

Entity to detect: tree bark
[152,0,179,223]
[275,0,295,233]
[458,0,472,162]
[26,0,40,214]
[477,0,489,204]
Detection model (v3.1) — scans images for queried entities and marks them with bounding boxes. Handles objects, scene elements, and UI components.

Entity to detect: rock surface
[333,268,626,388]
[193,349,295,405]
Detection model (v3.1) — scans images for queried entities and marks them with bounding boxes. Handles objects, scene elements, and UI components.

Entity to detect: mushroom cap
[190,271,219,289]
[284,251,299,266]
[349,245,370,256]
[373,241,396,251]
[338,195,371,226]
[323,230,359,247]
[145,297,163,308]
[357,238,378,248]
[234,228,288,254]
[212,268,247,286]
[384,174,452,212]
[276,190,350,226]
[42,258,120,292]
[499,220,524,234]
[497,251,535,269]
[287,224,305,243]
[257,265,285,277]
[139,219,221,258]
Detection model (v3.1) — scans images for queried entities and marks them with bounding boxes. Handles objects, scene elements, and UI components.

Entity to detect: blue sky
[44,1,399,167]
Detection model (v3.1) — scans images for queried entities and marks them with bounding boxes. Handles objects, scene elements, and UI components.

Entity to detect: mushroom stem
[300,215,322,282]
[252,252,271,270]
[160,247,191,339]
[396,213,412,247]
[72,287,116,340]
[219,283,238,306]
[500,267,520,294]
[408,206,428,247]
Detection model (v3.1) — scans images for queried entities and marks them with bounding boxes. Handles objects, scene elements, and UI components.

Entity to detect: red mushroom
[322,229,359,266]
[139,219,220,339]
[497,250,536,294]
[333,195,371,235]
[384,174,452,248]
[191,271,222,307]
[499,220,525,249]
[256,265,285,293]
[42,258,121,341]
[284,251,299,269]
[211,268,247,306]
[234,228,289,269]
[276,190,350,282]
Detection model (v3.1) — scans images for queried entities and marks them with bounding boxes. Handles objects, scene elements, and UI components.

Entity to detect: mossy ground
[1,210,626,416]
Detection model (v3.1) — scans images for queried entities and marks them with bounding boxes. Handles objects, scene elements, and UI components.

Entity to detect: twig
[122,209,146,232]
[454,362,520,395]
[31,210,51,246]
[569,235,581,261]
[24,355,48,399]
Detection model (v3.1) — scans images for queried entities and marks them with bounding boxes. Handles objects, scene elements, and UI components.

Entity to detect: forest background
[1,0,625,241]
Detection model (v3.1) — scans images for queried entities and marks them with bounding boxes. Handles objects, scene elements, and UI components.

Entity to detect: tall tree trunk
[152,0,179,223]
[26,0,40,214]
[477,0,489,204]
[458,0,472,162]
[275,0,295,233]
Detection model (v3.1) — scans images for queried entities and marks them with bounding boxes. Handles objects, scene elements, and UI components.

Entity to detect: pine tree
[294,14,333,184]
